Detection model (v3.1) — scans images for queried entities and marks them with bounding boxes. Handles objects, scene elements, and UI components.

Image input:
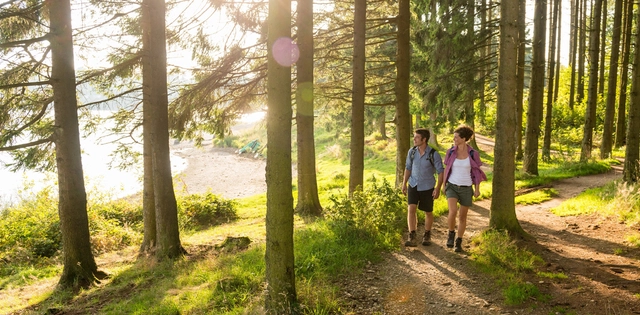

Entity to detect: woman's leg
[447,197,459,231]
[457,205,470,238]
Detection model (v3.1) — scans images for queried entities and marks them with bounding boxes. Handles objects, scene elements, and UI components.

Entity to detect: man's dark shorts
[408,185,434,212]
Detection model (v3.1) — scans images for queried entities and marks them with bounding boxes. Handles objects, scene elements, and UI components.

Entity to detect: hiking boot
[454,237,463,252]
[405,230,418,247]
[446,231,456,248]
[422,230,432,246]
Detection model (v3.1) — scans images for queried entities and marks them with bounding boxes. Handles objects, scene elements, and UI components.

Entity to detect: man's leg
[407,203,418,232]
[405,203,418,247]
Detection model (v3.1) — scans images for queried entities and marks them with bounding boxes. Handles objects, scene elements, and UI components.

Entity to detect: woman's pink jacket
[442,145,487,186]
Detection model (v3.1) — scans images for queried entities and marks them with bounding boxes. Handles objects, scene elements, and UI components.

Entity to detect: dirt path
[170,135,640,314]
[338,137,640,314]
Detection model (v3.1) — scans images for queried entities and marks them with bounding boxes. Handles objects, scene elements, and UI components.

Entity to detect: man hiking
[402,128,444,247]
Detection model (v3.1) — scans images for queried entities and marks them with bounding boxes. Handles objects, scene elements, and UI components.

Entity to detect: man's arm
[433,171,444,199]
[402,169,411,195]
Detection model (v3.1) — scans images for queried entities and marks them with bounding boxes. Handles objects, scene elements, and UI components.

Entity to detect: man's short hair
[415,128,430,141]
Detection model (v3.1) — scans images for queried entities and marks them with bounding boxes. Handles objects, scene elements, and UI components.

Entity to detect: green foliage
[176,192,237,231]
[516,160,612,189]
[606,182,640,226]
[626,233,640,247]
[470,230,546,305]
[536,271,568,279]
[515,188,558,205]
[503,281,542,305]
[551,182,614,217]
[324,176,405,244]
[0,188,61,262]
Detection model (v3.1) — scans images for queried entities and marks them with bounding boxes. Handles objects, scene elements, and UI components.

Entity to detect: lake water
[0,111,265,207]
[0,134,187,206]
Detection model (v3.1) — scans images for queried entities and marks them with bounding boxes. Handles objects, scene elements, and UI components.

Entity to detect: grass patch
[536,271,568,279]
[470,230,548,305]
[515,160,612,190]
[503,281,541,305]
[626,233,640,247]
[550,184,613,216]
[515,188,558,205]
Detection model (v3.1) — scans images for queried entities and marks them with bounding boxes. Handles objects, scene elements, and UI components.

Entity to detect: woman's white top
[448,157,473,186]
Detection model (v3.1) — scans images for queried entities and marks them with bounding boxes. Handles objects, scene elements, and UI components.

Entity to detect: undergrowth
[470,230,550,306]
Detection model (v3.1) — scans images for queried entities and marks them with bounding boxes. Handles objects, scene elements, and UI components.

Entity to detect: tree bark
[141,0,183,259]
[140,104,156,253]
[580,0,603,161]
[569,0,580,110]
[598,0,608,95]
[515,0,526,161]
[623,5,640,182]
[395,0,411,189]
[478,0,488,126]
[295,0,322,216]
[577,0,587,104]
[615,0,633,147]
[378,107,388,139]
[50,0,105,288]
[265,0,297,311]
[601,0,624,158]
[491,0,526,237]
[349,0,366,195]
[523,0,547,175]
[543,0,561,161]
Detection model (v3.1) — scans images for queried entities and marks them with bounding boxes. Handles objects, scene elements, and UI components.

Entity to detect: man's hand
[402,185,407,195]
[432,188,440,199]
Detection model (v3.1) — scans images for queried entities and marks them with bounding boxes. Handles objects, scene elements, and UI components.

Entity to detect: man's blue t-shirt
[405,146,444,191]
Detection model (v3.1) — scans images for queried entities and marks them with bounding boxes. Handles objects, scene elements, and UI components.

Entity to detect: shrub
[0,188,61,262]
[177,192,237,231]
[324,176,405,246]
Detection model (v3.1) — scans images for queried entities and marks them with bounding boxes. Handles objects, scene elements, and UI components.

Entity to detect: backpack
[409,146,436,168]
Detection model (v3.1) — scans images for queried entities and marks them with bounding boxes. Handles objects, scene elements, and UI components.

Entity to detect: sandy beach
[170,138,267,199]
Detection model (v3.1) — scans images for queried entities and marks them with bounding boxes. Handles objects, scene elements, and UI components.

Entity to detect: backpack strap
[409,146,418,161]
[410,146,436,168]
[428,147,435,168]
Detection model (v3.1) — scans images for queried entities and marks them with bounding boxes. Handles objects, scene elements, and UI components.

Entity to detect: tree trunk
[140,105,156,253]
[580,0,603,161]
[395,0,411,189]
[466,0,478,150]
[349,0,366,195]
[50,0,105,288]
[577,0,587,104]
[553,4,562,102]
[543,0,560,161]
[615,0,633,147]
[478,0,488,126]
[378,107,388,139]
[601,0,624,158]
[523,0,547,175]
[623,6,640,182]
[142,0,183,259]
[598,0,608,95]
[491,0,526,237]
[295,0,322,216]
[515,0,526,161]
[265,0,297,311]
[569,0,580,110]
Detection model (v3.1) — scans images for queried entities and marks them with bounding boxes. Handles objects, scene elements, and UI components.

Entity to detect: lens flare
[272,37,299,67]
